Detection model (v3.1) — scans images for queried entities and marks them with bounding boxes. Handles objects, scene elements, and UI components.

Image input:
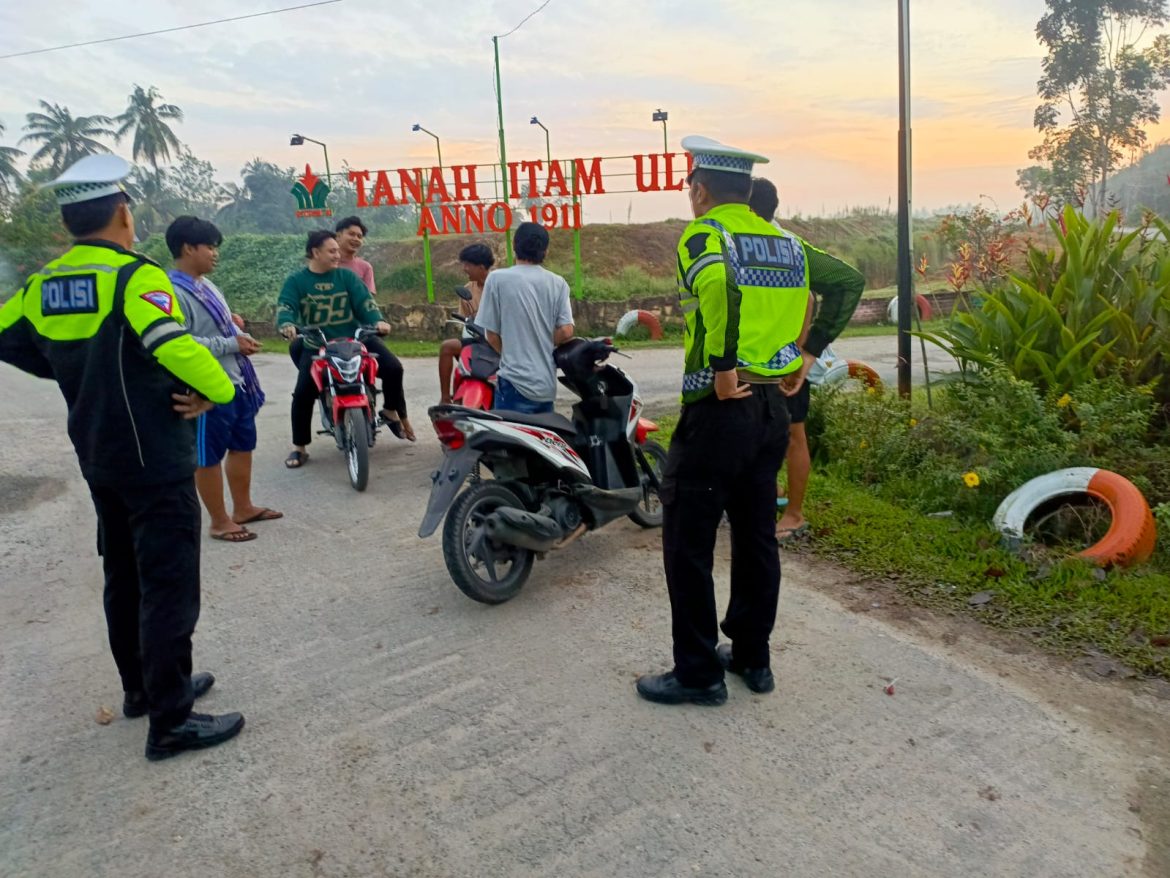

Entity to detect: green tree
[1029,1,1170,216]
[115,85,183,178]
[167,147,225,216]
[19,101,115,175]
[0,120,25,205]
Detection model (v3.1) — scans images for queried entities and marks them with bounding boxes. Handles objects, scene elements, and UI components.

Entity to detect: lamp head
[411,123,421,132]
[290,134,305,146]
[530,116,539,125]
[652,109,668,123]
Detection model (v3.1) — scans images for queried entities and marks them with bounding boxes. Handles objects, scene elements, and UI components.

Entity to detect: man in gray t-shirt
[476,222,574,414]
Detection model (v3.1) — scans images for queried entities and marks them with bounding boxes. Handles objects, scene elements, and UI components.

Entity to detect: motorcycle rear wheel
[442,482,534,604]
[344,408,370,491]
[629,440,667,528]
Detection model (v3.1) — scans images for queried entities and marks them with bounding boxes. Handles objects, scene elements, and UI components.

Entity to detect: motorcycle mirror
[454,285,473,301]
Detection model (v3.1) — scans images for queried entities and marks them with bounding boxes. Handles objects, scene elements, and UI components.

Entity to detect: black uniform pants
[88,478,202,731]
[290,336,406,447]
[660,384,791,687]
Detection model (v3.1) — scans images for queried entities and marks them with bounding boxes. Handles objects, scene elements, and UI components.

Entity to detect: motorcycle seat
[453,406,577,436]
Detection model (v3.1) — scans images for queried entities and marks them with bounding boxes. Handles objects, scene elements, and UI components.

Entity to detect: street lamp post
[652,109,668,154]
[411,124,443,305]
[530,116,550,167]
[290,133,331,184]
[411,123,442,168]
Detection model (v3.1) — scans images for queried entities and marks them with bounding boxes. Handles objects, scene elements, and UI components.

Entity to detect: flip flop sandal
[210,528,257,543]
[235,508,284,524]
[284,450,310,469]
[777,523,810,543]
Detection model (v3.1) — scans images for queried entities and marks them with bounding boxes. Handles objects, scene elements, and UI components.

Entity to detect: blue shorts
[494,376,554,414]
[196,391,257,467]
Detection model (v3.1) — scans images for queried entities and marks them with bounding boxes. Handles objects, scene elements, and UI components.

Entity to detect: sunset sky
[3,0,1169,223]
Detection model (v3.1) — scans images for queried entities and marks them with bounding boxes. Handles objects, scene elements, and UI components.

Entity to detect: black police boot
[145,711,245,762]
[635,672,727,706]
[716,643,775,694]
[123,672,215,719]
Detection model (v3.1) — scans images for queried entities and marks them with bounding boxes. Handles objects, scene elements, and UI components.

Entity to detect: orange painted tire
[992,467,1158,567]
[615,309,663,340]
[846,360,882,388]
[885,294,934,323]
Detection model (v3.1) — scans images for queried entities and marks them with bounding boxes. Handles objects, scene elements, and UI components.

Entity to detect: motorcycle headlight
[332,354,362,382]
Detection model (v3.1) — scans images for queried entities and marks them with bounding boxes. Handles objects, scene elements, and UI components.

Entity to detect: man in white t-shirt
[476,223,574,414]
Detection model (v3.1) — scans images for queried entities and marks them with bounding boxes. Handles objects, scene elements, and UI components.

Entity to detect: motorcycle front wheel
[441,482,534,604]
[629,440,667,528]
[343,408,370,491]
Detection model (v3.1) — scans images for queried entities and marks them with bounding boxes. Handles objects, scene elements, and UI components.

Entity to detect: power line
[0,0,344,60]
[497,0,553,39]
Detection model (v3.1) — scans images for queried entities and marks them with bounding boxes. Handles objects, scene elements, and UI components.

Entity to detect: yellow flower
[963,471,981,489]
[909,418,918,427]
[859,440,869,450]
[866,386,877,395]
[1057,393,1072,408]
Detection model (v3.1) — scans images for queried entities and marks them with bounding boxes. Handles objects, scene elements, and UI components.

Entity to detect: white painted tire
[615,309,663,340]
[886,294,933,323]
[992,467,1158,567]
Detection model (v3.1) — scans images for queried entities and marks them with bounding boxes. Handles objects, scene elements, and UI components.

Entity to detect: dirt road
[1,349,1166,878]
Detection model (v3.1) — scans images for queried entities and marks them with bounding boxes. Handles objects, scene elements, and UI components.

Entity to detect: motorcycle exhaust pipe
[483,507,565,552]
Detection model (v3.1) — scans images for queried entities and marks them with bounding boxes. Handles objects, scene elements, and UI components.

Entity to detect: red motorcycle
[300,324,382,491]
[446,285,499,410]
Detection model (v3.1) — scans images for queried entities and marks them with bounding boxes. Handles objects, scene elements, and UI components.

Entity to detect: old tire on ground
[442,481,535,604]
[885,294,934,323]
[816,359,882,389]
[615,309,663,340]
[629,440,668,528]
[992,467,1157,567]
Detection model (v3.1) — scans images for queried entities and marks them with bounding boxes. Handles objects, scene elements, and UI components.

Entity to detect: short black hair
[748,178,779,223]
[513,222,549,264]
[458,242,495,269]
[61,192,130,239]
[305,229,336,257]
[690,168,752,204]
[335,215,368,236]
[165,215,224,258]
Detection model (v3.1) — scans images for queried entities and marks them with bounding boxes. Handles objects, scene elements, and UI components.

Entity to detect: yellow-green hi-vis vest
[676,202,810,404]
[0,240,234,486]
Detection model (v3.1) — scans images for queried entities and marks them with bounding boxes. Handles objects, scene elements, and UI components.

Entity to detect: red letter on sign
[664,153,687,191]
[635,154,661,192]
[486,202,513,233]
[428,167,451,204]
[440,205,461,233]
[507,162,521,200]
[451,165,479,202]
[462,203,485,233]
[417,207,440,236]
[544,160,568,197]
[349,170,371,207]
[399,169,423,205]
[573,157,605,195]
[372,171,398,206]
[520,161,543,199]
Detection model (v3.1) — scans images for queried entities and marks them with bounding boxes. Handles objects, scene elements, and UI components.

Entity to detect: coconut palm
[0,120,25,199]
[115,85,183,177]
[20,101,115,174]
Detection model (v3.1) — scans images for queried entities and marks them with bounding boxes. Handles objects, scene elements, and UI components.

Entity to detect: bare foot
[400,417,416,442]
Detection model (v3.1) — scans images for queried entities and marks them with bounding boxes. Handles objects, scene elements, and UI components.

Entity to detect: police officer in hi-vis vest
[636,137,864,706]
[0,155,247,760]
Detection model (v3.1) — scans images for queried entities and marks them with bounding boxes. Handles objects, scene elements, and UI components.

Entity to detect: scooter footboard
[419,446,483,538]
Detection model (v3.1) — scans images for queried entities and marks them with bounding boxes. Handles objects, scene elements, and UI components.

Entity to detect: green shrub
[920,207,1170,397]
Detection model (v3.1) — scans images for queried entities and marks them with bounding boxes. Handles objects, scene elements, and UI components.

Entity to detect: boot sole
[636,686,728,707]
[145,716,245,761]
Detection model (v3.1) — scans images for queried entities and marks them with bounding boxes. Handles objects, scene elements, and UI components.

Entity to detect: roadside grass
[650,414,1170,679]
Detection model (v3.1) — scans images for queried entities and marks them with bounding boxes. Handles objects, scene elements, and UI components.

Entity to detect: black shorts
[785,379,810,424]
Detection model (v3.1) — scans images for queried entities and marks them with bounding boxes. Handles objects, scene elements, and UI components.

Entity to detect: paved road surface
[1,347,1166,878]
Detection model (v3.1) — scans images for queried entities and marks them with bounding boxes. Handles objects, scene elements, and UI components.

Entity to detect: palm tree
[0,120,25,200]
[115,85,183,177]
[20,101,115,174]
